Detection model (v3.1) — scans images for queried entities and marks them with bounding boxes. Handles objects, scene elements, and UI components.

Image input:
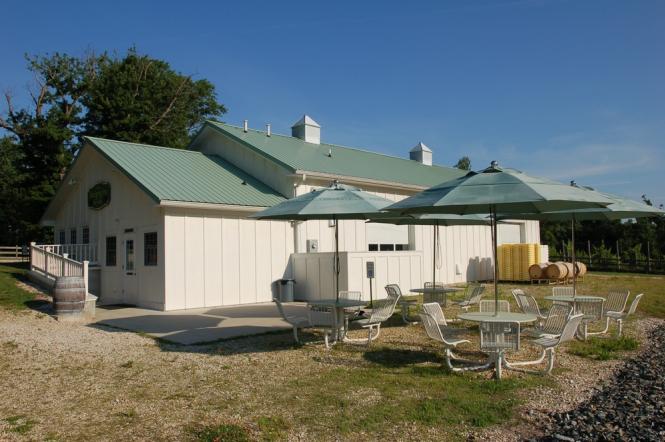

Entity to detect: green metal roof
[203,121,465,188]
[86,137,286,207]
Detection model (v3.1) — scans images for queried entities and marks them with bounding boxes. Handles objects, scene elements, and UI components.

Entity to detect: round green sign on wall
[88,182,111,210]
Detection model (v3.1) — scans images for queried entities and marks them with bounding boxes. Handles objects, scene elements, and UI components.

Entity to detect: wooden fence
[0,245,29,262]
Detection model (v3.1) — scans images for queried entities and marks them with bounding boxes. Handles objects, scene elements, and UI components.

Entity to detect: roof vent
[409,142,432,166]
[243,120,248,133]
[291,115,321,144]
[266,123,271,137]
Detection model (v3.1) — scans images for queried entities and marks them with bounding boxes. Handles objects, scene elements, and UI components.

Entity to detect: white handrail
[34,243,97,263]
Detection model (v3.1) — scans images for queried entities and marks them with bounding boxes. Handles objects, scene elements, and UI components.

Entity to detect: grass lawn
[0,269,662,441]
[0,263,37,310]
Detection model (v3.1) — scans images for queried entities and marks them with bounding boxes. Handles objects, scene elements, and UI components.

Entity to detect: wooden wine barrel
[529,263,548,280]
[575,262,587,276]
[53,276,86,318]
[546,262,569,279]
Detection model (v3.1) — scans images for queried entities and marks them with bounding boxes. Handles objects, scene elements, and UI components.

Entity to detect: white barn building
[33,116,539,310]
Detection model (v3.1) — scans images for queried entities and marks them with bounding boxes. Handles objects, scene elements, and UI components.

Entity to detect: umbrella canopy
[384,162,615,313]
[498,186,664,295]
[250,181,393,220]
[500,188,664,222]
[251,181,394,300]
[386,162,615,215]
[367,213,492,295]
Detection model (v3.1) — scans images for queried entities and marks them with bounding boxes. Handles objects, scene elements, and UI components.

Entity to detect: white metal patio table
[410,286,463,307]
[307,298,367,344]
[544,295,605,313]
[457,312,537,377]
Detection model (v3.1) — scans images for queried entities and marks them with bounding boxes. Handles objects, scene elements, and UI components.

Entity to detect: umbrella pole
[432,223,437,287]
[335,215,339,301]
[491,205,499,316]
[571,214,576,298]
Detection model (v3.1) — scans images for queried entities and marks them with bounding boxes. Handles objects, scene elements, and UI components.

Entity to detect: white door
[122,235,138,304]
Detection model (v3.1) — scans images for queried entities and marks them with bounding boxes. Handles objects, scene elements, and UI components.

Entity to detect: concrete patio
[93,302,306,345]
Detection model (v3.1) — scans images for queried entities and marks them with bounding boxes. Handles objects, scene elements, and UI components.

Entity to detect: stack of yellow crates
[497,243,542,281]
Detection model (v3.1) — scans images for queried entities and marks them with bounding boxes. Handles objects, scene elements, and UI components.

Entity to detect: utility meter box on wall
[306,239,319,253]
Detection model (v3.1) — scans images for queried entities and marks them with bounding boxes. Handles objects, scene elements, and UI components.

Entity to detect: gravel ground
[536,320,665,441]
[0,305,659,441]
[471,318,662,442]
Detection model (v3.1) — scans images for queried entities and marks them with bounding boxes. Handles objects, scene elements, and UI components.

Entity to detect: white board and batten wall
[163,208,294,310]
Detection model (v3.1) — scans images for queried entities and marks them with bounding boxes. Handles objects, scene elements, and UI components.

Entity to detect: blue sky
[2,0,664,204]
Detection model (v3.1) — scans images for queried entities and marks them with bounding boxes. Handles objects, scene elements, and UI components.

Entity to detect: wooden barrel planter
[529,263,549,280]
[545,262,569,280]
[53,276,86,320]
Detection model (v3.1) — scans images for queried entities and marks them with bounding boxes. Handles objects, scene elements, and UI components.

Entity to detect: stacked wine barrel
[527,261,587,281]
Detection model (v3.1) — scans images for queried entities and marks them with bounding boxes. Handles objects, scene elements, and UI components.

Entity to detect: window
[82,227,90,244]
[70,228,77,244]
[58,230,65,244]
[380,244,395,251]
[368,244,378,251]
[144,232,158,266]
[395,244,409,251]
[106,236,117,267]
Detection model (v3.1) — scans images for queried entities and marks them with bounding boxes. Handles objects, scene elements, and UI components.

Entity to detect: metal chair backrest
[605,289,629,313]
[273,298,288,321]
[556,313,584,344]
[626,293,644,316]
[466,285,485,304]
[480,321,520,351]
[512,289,542,316]
[552,286,574,297]
[541,303,573,335]
[419,310,458,346]
[385,284,402,300]
[422,302,447,326]
[369,293,400,322]
[308,304,334,326]
[576,298,604,322]
[479,299,510,313]
[424,281,445,288]
[339,291,362,302]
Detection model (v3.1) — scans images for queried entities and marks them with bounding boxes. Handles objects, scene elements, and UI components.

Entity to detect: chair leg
[293,326,300,344]
[495,351,503,379]
[617,319,623,337]
[504,348,547,367]
[444,348,493,372]
[545,348,555,374]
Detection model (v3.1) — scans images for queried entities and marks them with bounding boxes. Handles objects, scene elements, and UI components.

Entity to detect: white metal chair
[451,284,485,312]
[575,298,605,341]
[338,290,363,330]
[506,313,584,374]
[421,302,468,338]
[274,298,311,344]
[346,288,400,346]
[512,289,547,322]
[593,289,630,335]
[479,321,520,379]
[420,310,491,372]
[389,283,418,324]
[606,293,643,336]
[521,303,572,339]
[479,299,511,313]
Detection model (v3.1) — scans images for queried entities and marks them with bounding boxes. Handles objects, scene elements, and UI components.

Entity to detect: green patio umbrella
[367,213,492,292]
[501,185,665,295]
[385,161,615,313]
[250,181,394,300]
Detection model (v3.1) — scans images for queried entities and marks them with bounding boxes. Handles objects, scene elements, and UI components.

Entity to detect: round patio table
[457,312,537,378]
[307,299,367,344]
[544,295,605,313]
[410,287,463,307]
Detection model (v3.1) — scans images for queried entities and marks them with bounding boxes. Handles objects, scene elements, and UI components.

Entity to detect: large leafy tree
[0,48,226,243]
[454,156,471,171]
[82,48,225,147]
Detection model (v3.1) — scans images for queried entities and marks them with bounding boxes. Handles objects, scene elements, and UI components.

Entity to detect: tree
[82,48,225,147]
[454,156,471,171]
[0,48,227,243]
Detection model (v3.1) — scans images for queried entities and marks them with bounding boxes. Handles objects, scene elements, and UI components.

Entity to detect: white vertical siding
[164,210,294,310]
